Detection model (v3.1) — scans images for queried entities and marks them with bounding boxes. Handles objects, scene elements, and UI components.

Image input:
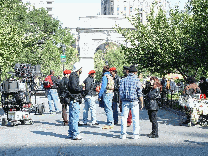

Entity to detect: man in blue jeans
[98,65,114,129]
[68,62,83,140]
[119,65,144,139]
[109,67,120,125]
[83,70,99,126]
[45,70,60,114]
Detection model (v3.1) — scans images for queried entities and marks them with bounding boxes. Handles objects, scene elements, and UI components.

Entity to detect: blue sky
[53,0,188,28]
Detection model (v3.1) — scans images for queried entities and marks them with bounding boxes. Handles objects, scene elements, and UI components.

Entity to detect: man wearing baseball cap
[58,69,71,126]
[109,67,120,125]
[67,62,83,140]
[82,70,99,126]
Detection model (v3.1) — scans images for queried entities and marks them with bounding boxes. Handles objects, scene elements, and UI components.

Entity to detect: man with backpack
[44,70,60,114]
[58,69,71,126]
[67,62,83,140]
[98,65,114,129]
[119,65,144,139]
[83,70,99,126]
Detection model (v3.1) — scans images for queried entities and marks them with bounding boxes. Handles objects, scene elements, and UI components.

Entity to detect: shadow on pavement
[81,130,118,138]
[31,131,67,139]
[0,144,208,156]
[34,121,63,126]
[184,140,208,146]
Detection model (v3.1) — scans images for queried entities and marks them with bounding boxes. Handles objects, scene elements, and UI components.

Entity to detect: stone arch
[77,15,134,82]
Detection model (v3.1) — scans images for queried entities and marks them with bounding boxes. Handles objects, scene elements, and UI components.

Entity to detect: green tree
[94,43,130,81]
[0,0,78,80]
[116,0,208,80]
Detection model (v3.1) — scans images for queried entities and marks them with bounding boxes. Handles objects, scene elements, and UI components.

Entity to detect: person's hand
[140,104,144,110]
[98,98,101,101]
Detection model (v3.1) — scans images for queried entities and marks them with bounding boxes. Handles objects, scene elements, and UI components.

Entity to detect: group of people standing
[44,62,164,140]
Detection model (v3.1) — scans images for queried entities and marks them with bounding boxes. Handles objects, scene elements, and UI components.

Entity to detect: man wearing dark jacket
[110,67,120,125]
[58,69,71,126]
[67,62,83,140]
[83,70,99,125]
[46,70,60,114]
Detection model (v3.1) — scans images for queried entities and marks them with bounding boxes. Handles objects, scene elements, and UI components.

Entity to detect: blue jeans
[68,101,80,138]
[46,89,59,111]
[121,101,140,136]
[103,93,114,126]
[83,96,97,124]
[112,101,118,124]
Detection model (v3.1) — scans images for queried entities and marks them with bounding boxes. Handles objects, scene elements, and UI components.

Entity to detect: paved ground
[0,96,208,156]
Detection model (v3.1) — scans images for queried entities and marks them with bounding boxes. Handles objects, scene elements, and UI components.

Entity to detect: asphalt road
[0,96,208,156]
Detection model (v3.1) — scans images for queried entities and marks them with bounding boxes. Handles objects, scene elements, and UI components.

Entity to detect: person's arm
[98,76,108,99]
[137,80,144,109]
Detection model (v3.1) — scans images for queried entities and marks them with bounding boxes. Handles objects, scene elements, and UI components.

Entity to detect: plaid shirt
[119,73,143,102]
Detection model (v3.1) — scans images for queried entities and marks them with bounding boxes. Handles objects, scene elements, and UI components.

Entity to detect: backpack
[43,75,53,89]
[105,74,114,93]
[58,77,68,91]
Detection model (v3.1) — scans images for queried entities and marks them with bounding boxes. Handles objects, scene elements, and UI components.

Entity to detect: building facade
[21,0,55,17]
[101,0,167,24]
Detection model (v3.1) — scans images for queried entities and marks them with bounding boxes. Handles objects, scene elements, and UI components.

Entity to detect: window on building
[117,12,119,15]
[47,7,52,11]
[47,2,52,4]
[117,6,119,11]
[124,7,126,11]
[130,7,132,12]
[139,13,142,17]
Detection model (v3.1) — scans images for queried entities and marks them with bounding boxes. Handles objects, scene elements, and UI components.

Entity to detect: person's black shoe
[78,122,83,126]
[147,132,153,137]
[92,122,99,126]
[149,134,159,138]
[114,122,118,125]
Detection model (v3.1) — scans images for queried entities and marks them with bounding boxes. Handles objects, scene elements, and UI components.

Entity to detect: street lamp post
[61,44,66,75]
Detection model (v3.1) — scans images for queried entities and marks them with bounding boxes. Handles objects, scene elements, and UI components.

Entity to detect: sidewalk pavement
[0,96,208,156]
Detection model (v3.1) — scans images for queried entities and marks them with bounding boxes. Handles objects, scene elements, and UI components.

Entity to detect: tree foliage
[116,0,208,80]
[94,43,130,81]
[0,0,78,80]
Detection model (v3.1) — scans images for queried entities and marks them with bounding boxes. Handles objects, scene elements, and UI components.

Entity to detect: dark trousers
[62,104,68,123]
[148,110,158,135]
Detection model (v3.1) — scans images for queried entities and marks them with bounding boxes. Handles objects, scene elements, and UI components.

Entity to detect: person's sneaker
[78,122,83,126]
[120,135,126,139]
[63,122,68,126]
[127,123,131,127]
[114,122,118,125]
[73,135,82,140]
[147,132,153,137]
[56,111,61,114]
[149,134,159,138]
[133,135,140,139]
[92,122,99,126]
[49,110,53,114]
